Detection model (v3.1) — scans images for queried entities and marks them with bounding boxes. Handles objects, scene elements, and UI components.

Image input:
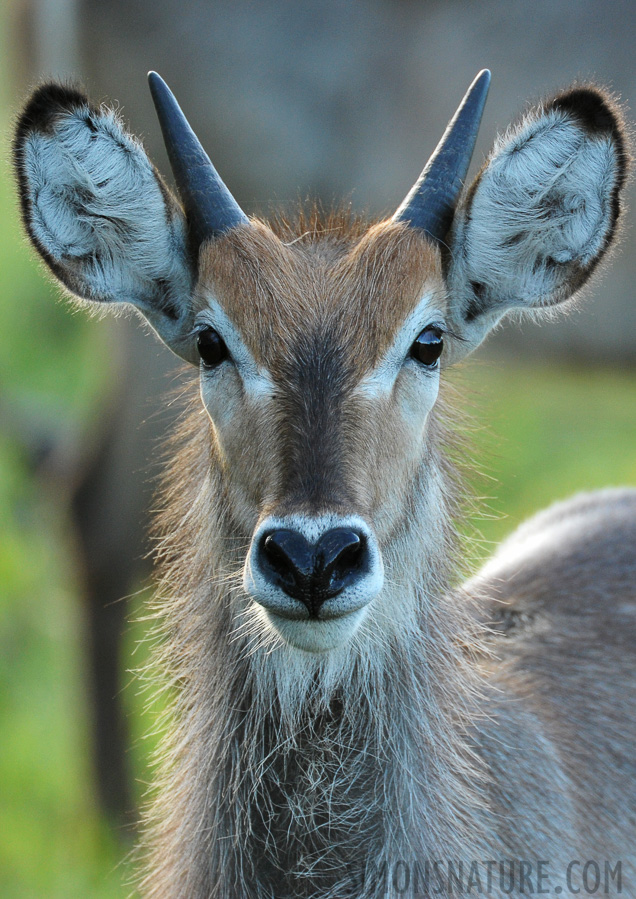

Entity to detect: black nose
[259,527,368,617]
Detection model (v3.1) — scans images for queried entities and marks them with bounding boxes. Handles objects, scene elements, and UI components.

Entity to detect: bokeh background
[1,1,635,896]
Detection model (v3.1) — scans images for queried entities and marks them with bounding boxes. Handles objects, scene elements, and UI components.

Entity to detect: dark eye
[410,327,444,368]
[197,327,229,368]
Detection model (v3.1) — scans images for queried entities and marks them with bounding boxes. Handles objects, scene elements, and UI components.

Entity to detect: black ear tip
[550,87,625,139]
[13,83,90,193]
[16,82,90,138]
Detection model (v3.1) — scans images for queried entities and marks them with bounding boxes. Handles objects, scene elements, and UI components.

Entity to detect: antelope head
[14,72,627,654]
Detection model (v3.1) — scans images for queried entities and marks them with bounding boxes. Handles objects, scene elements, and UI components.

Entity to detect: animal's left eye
[197,326,229,368]
[410,327,444,367]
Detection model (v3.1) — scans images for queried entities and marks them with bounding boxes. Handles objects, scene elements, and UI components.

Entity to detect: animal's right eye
[409,326,444,368]
[197,327,229,368]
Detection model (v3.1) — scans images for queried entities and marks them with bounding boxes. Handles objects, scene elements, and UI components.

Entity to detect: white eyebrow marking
[195,298,274,397]
[356,292,444,397]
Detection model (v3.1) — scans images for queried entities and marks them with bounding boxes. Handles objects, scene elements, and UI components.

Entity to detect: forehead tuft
[269,204,373,247]
[196,215,443,373]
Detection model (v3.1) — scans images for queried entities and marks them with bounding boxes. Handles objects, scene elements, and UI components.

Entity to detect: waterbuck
[13,69,636,897]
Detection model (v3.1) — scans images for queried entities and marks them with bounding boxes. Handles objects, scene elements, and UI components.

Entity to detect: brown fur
[195,219,446,529]
[197,218,443,374]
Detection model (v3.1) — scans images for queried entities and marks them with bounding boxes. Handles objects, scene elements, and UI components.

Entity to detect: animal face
[192,222,446,649]
[13,72,627,652]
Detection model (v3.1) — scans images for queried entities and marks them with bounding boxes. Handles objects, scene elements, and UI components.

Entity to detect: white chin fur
[265,607,368,652]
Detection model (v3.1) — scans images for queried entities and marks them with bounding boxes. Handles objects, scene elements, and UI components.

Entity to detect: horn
[393,69,491,242]
[148,71,248,247]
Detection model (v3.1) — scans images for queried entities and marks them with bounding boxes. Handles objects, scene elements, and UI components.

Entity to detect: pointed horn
[393,69,491,242]
[148,71,248,247]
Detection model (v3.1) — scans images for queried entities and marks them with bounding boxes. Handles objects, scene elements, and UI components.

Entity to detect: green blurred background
[1,1,635,896]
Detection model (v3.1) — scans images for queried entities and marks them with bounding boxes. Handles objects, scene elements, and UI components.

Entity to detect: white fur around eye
[196,299,274,398]
[357,293,444,398]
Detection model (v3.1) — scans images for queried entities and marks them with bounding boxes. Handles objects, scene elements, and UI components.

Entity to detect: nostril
[318,528,361,565]
[316,528,367,593]
[333,539,363,580]
[260,529,313,596]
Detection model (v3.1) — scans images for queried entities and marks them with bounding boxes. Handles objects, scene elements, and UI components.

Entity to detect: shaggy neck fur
[138,388,490,899]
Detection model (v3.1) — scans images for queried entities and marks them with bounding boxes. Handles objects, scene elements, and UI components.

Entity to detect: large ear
[444,86,629,361]
[13,83,198,364]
